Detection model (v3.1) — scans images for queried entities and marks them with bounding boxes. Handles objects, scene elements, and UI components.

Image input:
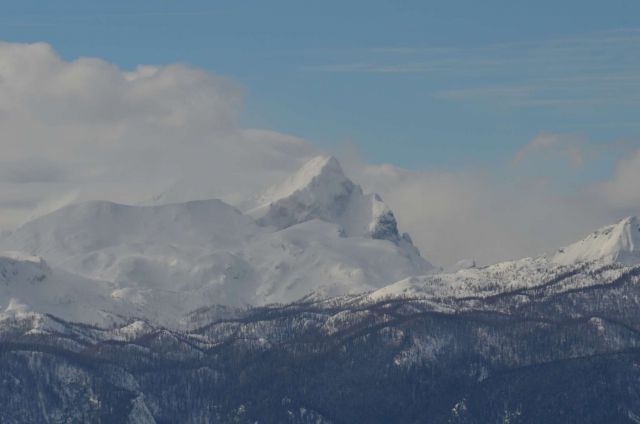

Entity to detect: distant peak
[249,155,357,231]
[303,155,343,176]
[553,215,640,266]
[248,155,432,268]
[260,155,349,203]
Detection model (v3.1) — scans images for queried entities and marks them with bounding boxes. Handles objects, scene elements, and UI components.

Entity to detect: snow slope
[0,253,119,325]
[552,216,640,266]
[243,219,430,303]
[0,252,225,327]
[3,199,259,264]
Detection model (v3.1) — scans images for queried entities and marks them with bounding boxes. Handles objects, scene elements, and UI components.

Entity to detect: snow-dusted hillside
[0,156,431,326]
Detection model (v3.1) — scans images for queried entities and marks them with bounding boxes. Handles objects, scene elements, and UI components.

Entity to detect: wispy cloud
[0,9,223,28]
[433,85,538,101]
[306,28,640,109]
[596,148,640,209]
[433,73,640,108]
[304,63,439,73]
[513,133,586,167]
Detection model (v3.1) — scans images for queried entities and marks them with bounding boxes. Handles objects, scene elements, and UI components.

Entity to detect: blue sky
[1,0,638,182]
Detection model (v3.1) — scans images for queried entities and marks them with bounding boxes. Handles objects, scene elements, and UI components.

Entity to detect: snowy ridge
[553,216,640,266]
[369,216,640,302]
[2,199,259,263]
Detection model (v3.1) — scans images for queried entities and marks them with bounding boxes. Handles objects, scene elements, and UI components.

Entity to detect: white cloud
[513,132,585,167]
[0,42,240,128]
[596,149,640,209]
[341,155,615,268]
[0,42,317,228]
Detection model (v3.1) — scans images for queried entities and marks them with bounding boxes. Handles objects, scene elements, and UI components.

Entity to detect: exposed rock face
[250,156,415,244]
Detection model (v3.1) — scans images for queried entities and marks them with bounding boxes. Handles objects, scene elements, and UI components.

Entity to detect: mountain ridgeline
[0,156,640,423]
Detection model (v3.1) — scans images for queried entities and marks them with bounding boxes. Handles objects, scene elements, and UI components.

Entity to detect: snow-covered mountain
[552,215,640,266]
[0,156,431,326]
[1,156,640,422]
[0,153,638,330]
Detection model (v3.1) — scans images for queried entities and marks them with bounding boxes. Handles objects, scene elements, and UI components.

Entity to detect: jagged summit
[249,155,358,230]
[249,155,418,246]
[553,216,640,266]
[257,155,349,203]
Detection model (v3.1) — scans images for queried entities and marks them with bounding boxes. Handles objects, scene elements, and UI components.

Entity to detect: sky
[0,1,638,267]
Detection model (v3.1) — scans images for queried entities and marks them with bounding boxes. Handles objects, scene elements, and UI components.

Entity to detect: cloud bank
[0,42,638,268]
[0,42,316,219]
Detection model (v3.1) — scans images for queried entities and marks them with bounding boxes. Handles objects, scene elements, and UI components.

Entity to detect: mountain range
[0,156,430,326]
[0,155,639,422]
